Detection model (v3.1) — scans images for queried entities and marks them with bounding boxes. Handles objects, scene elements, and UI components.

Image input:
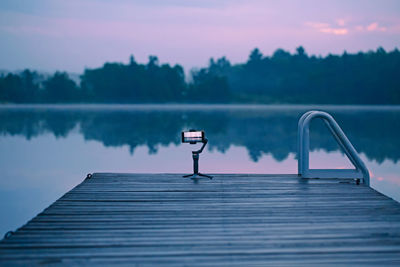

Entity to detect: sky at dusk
[0,0,399,73]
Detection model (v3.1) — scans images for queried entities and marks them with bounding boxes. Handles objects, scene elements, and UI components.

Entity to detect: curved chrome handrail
[297,110,317,174]
[298,110,370,185]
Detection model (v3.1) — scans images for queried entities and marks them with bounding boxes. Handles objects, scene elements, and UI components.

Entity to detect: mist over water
[0,104,400,235]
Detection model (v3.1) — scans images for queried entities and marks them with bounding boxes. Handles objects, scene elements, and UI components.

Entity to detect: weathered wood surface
[1,173,400,265]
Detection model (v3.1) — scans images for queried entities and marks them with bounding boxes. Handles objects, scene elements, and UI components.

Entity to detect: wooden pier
[1,173,400,265]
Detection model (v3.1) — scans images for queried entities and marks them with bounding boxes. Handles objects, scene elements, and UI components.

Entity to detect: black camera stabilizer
[183,138,212,179]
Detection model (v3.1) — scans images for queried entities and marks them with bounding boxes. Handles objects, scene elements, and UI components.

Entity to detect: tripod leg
[198,173,213,179]
[183,174,201,179]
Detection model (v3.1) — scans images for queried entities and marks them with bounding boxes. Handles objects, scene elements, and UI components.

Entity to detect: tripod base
[183,173,213,179]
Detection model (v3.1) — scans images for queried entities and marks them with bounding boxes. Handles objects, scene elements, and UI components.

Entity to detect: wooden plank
[1,173,400,265]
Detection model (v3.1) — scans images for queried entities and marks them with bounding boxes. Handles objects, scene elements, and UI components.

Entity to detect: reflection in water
[1,105,400,163]
[0,104,399,236]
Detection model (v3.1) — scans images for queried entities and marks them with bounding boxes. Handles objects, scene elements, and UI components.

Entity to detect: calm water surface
[1,104,400,236]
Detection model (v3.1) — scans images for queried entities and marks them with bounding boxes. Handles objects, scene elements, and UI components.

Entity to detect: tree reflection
[0,107,399,163]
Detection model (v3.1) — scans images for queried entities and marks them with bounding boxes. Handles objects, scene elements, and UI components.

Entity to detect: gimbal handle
[192,138,208,154]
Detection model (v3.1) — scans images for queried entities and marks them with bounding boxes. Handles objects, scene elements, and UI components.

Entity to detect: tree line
[0,47,399,104]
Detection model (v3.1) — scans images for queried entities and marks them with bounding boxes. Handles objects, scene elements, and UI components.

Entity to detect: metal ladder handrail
[298,110,370,185]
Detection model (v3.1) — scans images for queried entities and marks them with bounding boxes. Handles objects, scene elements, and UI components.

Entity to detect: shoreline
[1,103,400,111]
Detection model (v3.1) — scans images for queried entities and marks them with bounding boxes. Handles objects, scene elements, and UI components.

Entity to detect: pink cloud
[320,28,348,35]
[355,22,390,33]
[336,19,346,27]
[367,22,378,31]
[355,25,364,31]
[367,22,387,32]
[306,21,348,35]
[307,20,394,35]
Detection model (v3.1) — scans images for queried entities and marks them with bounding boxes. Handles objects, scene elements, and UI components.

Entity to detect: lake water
[1,104,400,236]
